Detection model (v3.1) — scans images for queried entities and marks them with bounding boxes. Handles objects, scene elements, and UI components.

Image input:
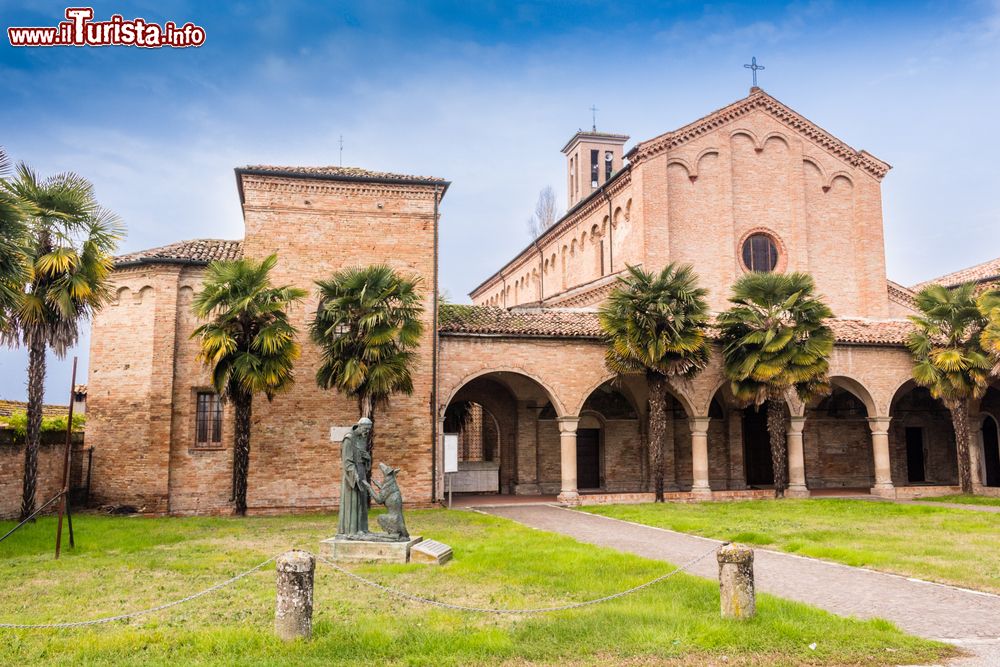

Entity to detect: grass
[919,493,1000,507]
[582,498,1000,593]
[0,509,951,666]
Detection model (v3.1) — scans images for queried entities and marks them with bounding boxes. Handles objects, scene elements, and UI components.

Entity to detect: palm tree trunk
[648,375,668,502]
[19,333,46,522]
[232,393,253,516]
[766,399,788,499]
[949,400,974,494]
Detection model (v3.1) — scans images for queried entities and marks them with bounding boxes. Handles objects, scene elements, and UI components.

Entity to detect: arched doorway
[982,415,1000,487]
[803,387,873,490]
[889,383,958,486]
[578,380,642,492]
[443,371,561,495]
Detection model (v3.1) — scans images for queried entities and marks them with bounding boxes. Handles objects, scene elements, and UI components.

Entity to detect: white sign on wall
[443,433,459,473]
[330,426,352,443]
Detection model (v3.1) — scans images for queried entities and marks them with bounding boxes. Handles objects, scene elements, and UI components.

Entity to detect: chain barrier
[316,542,723,615]
[0,555,277,629]
[1,542,726,627]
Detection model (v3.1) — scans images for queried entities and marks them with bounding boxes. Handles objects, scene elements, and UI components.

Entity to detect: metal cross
[590,105,598,131]
[744,56,765,87]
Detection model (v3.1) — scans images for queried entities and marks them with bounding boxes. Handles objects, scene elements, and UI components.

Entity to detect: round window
[741,233,778,272]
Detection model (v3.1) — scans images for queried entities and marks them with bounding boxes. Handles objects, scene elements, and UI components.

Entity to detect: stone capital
[787,416,806,434]
[557,416,580,434]
[867,416,891,435]
[688,416,711,435]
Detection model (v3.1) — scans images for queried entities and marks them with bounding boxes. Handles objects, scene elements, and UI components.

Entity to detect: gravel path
[479,504,1000,665]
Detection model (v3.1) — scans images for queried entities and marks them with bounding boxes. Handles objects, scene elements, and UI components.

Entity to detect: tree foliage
[192,254,306,515]
[0,157,122,520]
[717,272,834,497]
[310,264,424,420]
[599,263,710,500]
[908,283,991,494]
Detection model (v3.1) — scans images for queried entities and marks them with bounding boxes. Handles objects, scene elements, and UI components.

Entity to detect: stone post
[275,550,315,641]
[557,417,580,505]
[786,416,809,498]
[868,417,895,498]
[717,543,755,620]
[689,417,712,497]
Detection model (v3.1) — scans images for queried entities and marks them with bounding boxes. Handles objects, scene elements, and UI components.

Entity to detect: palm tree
[310,264,424,461]
[191,254,306,516]
[599,264,711,501]
[717,272,834,498]
[979,289,1000,377]
[1,163,122,521]
[908,283,991,494]
[0,148,28,331]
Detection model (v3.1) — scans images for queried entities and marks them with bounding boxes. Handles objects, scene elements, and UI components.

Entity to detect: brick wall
[87,172,443,515]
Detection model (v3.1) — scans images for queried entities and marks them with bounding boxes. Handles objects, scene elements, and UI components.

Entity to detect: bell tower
[561,130,629,208]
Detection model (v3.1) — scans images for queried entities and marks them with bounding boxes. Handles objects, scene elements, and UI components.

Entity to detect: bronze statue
[372,462,409,539]
[337,417,373,538]
[336,417,411,542]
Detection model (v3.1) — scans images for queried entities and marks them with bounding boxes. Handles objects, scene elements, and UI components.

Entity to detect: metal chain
[317,542,723,615]
[0,555,278,629]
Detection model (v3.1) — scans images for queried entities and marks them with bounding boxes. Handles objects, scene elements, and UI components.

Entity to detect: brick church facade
[83,88,1000,515]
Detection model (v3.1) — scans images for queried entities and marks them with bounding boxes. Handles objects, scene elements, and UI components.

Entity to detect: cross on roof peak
[744,56,765,88]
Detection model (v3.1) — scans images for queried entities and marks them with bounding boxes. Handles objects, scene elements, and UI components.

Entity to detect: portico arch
[888,380,958,487]
[440,369,566,497]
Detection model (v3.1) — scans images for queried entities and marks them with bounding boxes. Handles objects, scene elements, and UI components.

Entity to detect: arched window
[741,233,779,272]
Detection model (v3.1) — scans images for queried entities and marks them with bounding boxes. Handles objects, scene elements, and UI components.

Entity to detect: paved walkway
[480,504,1000,663]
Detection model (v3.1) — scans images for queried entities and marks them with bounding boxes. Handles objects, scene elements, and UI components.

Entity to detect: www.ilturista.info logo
[7,7,206,48]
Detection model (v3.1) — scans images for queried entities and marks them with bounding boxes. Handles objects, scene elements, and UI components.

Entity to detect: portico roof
[439,304,915,346]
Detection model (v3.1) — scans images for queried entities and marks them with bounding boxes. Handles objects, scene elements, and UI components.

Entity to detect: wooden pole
[55,357,78,559]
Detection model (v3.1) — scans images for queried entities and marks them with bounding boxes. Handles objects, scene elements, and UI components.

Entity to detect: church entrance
[982,416,1000,487]
[576,428,601,490]
[743,407,774,487]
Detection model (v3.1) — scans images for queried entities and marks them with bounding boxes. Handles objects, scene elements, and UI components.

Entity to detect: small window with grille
[195,391,223,447]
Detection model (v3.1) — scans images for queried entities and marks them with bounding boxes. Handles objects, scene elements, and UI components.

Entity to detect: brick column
[786,416,809,498]
[868,417,895,498]
[557,417,580,505]
[690,416,712,497]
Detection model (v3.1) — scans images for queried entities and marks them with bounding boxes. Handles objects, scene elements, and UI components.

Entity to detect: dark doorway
[905,427,926,483]
[743,408,774,486]
[983,417,1000,487]
[576,428,601,489]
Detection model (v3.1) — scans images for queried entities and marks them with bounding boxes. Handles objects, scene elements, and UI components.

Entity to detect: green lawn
[919,493,1000,507]
[0,510,949,666]
[583,498,1000,593]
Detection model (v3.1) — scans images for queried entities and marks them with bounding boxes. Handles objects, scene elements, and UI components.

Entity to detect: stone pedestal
[717,543,755,620]
[321,536,423,563]
[275,550,315,641]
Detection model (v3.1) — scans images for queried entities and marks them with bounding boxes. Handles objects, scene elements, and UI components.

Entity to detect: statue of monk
[337,417,374,537]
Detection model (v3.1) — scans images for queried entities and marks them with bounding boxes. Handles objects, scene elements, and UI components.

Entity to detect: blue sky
[1,0,999,402]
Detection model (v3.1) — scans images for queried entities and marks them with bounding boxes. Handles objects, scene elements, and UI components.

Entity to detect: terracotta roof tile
[240,165,447,183]
[911,256,1000,291]
[438,304,915,346]
[115,239,243,266]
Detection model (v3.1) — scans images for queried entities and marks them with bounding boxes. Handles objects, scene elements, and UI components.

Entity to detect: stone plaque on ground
[321,536,423,564]
[409,539,453,565]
